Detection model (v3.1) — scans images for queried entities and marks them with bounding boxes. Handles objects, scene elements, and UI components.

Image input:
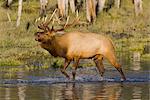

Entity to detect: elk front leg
[72,58,80,80]
[94,55,105,77]
[61,59,71,79]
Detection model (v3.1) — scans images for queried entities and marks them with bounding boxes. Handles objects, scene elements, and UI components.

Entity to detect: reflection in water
[132,52,141,71]
[0,83,148,100]
[60,84,81,100]
[18,85,26,100]
[132,86,142,100]
[17,67,26,100]
[5,88,10,100]
[94,83,122,100]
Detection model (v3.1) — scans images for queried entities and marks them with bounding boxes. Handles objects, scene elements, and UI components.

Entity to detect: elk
[35,17,126,81]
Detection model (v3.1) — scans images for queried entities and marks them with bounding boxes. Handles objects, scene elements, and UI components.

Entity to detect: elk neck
[40,35,68,58]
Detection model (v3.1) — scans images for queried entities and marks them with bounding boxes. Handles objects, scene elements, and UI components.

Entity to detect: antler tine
[44,9,57,26]
[76,10,79,18]
[53,15,81,32]
[64,16,70,29]
[64,15,80,28]
[38,9,57,31]
[54,13,61,24]
[38,23,45,30]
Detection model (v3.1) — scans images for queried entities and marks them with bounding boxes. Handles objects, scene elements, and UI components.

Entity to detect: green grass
[0,0,149,68]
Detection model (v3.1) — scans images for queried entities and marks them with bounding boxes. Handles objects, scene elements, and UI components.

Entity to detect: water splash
[0,74,149,85]
[0,66,149,85]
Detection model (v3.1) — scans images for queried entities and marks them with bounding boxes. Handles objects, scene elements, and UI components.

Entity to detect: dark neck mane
[40,36,60,57]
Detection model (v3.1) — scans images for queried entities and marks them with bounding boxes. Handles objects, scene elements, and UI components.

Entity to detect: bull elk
[35,17,126,81]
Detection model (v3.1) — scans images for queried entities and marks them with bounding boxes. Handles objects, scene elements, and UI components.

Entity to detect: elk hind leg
[106,53,126,80]
[72,58,80,80]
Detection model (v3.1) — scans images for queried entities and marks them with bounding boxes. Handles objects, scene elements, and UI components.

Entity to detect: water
[0,82,149,100]
[0,51,149,100]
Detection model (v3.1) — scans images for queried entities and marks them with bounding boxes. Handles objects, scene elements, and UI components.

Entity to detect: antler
[63,11,80,29]
[44,9,57,26]
[63,16,80,29]
[38,9,57,31]
[54,15,80,32]
[37,9,83,32]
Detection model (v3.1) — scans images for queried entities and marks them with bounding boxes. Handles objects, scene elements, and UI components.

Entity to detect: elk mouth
[35,38,42,42]
[35,34,42,42]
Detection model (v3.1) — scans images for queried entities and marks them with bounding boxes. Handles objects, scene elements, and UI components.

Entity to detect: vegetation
[0,0,149,70]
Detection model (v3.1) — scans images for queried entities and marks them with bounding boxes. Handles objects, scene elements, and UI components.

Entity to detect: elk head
[35,26,55,43]
[35,9,59,43]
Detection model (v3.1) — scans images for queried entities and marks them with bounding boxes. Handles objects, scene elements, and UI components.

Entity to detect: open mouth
[35,38,38,41]
[35,38,42,42]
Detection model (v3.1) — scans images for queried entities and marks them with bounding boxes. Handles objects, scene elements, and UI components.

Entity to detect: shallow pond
[0,56,149,100]
[0,82,149,100]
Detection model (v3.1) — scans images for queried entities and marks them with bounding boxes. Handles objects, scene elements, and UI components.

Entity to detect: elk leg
[61,59,71,79]
[94,55,105,77]
[72,58,80,80]
[105,54,126,80]
[111,62,126,80]
[115,66,126,81]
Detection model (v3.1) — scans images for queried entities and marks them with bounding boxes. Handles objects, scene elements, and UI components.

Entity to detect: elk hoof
[66,75,70,79]
[121,77,126,81]
[60,69,70,79]
[100,76,104,81]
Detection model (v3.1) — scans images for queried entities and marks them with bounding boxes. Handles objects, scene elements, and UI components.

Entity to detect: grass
[0,0,149,69]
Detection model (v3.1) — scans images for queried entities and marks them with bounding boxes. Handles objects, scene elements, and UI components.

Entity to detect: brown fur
[35,31,126,80]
